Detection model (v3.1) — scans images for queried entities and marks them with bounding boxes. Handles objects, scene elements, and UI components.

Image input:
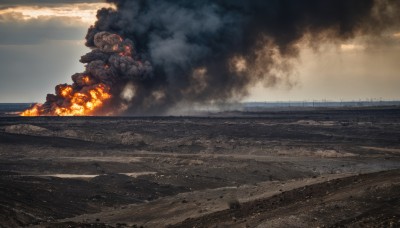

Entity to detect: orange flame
[82,76,91,84]
[119,45,132,56]
[60,85,73,98]
[20,83,111,117]
[20,104,43,116]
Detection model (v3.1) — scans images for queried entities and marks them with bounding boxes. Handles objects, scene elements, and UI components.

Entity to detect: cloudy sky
[0,0,112,103]
[0,0,399,103]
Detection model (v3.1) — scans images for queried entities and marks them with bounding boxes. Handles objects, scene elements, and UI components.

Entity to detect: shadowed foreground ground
[0,107,400,227]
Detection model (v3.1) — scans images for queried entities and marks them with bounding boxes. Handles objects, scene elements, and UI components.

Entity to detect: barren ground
[1,107,400,227]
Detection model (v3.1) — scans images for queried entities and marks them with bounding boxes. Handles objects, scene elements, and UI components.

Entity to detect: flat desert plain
[1,107,400,227]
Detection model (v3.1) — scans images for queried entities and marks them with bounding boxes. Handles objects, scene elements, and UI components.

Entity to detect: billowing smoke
[22,0,399,116]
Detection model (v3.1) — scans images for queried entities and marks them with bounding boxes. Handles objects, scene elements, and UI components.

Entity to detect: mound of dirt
[117,132,146,146]
[4,124,50,136]
[3,125,146,146]
[314,149,356,158]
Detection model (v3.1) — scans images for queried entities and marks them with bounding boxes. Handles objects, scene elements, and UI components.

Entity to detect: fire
[19,32,138,117]
[20,83,111,116]
[119,45,132,56]
[20,104,43,116]
[112,44,119,51]
[60,85,73,98]
[82,76,91,84]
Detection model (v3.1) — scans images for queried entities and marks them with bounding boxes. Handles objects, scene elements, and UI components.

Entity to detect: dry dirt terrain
[0,107,400,227]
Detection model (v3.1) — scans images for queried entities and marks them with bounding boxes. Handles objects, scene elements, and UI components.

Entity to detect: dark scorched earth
[0,107,400,227]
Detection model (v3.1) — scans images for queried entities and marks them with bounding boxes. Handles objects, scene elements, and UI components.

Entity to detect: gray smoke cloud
[25,0,400,116]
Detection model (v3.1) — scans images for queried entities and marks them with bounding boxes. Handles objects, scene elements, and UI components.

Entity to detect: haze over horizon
[0,0,399,104]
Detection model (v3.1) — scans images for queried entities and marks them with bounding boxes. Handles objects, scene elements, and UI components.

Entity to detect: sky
[0,0,399,103]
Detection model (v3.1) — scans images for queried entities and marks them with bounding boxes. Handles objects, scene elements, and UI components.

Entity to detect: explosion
[21,0,399,116]
[21,82,111,116]
[21,31,151,116]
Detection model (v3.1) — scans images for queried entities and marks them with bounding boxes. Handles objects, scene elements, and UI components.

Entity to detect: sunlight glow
[340,44,365,51]
[0,3,115,24]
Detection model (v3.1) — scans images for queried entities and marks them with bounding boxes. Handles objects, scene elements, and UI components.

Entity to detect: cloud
[0,2,113,44]
[0,3,113,23]
[340,44,366,51]
[0,0,103,7]
[0,12,87,44]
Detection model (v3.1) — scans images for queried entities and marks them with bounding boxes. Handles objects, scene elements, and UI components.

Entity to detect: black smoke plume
[23,0,400,116]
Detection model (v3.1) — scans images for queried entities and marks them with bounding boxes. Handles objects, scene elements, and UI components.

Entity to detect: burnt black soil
[1,107,400,227]
[0,172,187,227]
[172,169,400,228]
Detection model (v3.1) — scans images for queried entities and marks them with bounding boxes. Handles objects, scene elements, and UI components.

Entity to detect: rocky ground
[0,107,399,227]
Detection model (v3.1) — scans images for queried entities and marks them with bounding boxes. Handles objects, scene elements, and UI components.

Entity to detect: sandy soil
[0,107,400,227]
